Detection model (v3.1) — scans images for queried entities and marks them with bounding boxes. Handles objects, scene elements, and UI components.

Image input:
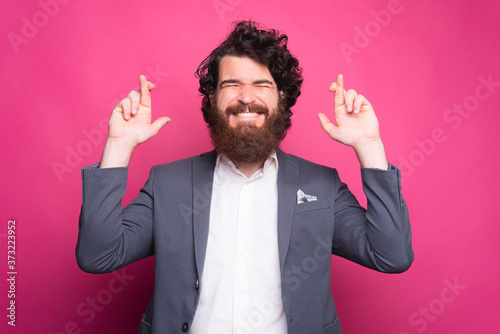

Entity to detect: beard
[206,99,288,164]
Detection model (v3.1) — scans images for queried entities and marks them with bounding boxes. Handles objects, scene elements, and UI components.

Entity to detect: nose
[238,84,256,105]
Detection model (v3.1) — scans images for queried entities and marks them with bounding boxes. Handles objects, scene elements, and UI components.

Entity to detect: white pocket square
[297,189,318,204]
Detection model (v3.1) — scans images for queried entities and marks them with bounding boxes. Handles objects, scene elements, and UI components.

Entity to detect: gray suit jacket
[76,149,413,333]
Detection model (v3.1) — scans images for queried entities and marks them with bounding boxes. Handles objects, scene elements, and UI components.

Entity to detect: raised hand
[100,75,171,168]
[318,74,388,169]
[318,74,380,148]
[108,75,170,146]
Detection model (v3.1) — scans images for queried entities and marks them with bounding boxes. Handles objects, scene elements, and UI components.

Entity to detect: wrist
[99,137,136,168]
[353,137,388,169]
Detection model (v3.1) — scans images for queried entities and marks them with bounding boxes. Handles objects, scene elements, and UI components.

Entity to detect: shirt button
[181,322,189,332]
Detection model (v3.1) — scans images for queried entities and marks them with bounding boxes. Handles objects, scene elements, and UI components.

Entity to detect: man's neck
[233,159,266,178]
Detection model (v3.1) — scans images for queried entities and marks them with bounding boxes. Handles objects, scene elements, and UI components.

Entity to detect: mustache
[225,103,270,117]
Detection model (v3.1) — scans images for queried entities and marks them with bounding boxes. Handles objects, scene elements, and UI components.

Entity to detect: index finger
[334,74,345,111]
[139,74,152,108]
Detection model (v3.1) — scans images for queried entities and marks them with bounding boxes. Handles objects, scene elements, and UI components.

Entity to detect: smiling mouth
[234,112,262,117]
[226,104,269,119]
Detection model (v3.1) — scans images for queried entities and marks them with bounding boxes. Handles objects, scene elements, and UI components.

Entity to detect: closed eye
[220,79,275,89]
[253,80,274,88]
[220,80,241,88]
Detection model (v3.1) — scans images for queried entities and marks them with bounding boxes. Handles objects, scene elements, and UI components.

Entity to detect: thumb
[151,117,171,135]
[318,113,339,140]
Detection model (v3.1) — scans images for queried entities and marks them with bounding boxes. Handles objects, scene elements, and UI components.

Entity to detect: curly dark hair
[195,20,303,130]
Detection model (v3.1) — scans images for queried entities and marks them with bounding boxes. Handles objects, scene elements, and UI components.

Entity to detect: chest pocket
[294,197,331,213]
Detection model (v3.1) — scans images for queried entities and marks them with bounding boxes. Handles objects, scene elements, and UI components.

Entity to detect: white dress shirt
[190,152,287,334]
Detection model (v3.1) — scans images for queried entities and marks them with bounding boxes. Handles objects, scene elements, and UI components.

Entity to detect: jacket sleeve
[75,164,156,274]
[331,163,414,273]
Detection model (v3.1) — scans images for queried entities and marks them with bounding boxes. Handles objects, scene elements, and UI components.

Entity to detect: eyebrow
[219,79,274,86]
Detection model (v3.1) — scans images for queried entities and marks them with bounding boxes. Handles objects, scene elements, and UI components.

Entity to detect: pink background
[1,0,499,333]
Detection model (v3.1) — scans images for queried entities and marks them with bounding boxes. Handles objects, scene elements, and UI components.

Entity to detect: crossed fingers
[330,74,368,114]
[114,75,155,120]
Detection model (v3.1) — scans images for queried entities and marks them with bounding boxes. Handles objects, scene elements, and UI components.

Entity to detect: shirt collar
[215,151,278,174]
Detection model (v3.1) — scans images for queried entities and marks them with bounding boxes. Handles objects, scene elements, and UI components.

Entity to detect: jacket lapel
[276,149,299,272]
[191,149,299,277]
[192,150,217,280]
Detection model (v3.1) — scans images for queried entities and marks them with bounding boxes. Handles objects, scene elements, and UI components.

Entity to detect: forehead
[218,56,275,83]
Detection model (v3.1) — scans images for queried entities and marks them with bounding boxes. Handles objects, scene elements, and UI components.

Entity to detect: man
[76,21,413,333]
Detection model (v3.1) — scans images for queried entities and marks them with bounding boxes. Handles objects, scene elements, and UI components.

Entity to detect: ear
[210,93,221,109]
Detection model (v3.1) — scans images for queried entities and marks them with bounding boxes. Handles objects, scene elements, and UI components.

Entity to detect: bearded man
[76,21,414,334]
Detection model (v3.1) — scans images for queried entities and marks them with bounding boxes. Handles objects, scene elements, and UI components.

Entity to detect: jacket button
[195,279,199,289]
[181,322,189,332]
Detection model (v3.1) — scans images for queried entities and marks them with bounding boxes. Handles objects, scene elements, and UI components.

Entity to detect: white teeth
[235,112,260,117]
